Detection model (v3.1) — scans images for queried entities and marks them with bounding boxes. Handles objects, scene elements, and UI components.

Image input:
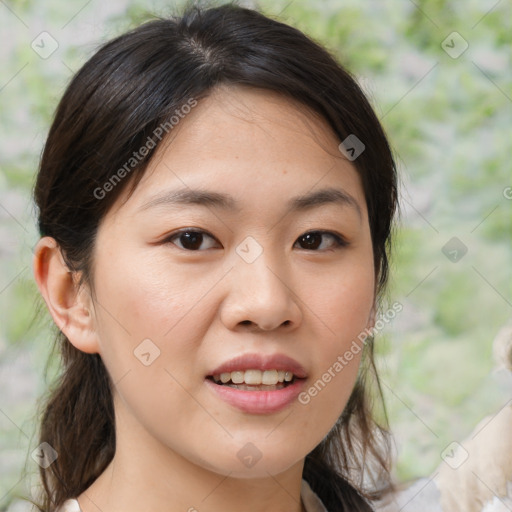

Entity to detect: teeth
[262,370,278,385]
[212,369,296,385]
[245,369,264,385]
[231,371,244,384]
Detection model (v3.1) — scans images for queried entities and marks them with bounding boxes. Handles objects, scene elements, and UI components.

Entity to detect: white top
[56,479,329,512]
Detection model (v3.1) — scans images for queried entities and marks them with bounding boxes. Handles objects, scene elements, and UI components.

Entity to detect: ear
[33,236,99,354]
[366,301,377,331]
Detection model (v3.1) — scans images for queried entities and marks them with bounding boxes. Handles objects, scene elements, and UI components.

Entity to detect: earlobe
[366,302,377,331]
[33,236,99,354]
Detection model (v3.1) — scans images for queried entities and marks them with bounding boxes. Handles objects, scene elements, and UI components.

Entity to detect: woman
[31,3,397,511]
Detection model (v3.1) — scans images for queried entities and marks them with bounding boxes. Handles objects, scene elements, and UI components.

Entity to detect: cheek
[308,255,375,341]
[298,257,373,422]
[91,251,210,388]
[92,248,214,344]
[91,253,221,457]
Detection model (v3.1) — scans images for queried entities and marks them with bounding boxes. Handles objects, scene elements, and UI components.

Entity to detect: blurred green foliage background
[0,0,511,509]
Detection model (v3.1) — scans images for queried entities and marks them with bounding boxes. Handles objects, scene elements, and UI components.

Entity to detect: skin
[33,85,376,512]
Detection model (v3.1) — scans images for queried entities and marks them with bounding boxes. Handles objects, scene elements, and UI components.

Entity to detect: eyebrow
[138,186,362,219]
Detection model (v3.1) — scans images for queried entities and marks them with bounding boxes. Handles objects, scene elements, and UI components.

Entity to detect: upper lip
[207,353,308,379]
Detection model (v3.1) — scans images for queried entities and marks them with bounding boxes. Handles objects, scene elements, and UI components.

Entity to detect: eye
[163,229,348,252]
[294,230,348,251]
[164,229,219,251]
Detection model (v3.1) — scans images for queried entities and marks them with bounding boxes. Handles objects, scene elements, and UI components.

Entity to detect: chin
[197,445,306,479]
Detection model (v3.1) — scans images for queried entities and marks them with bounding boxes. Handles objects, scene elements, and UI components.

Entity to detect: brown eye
[164,229,347,252]
[165,230,219,251]
[295,231,347,251]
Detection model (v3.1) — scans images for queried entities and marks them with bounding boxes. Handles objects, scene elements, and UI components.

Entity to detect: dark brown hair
[32,2,397,510]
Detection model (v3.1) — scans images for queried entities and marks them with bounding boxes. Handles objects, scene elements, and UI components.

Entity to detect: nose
[219,251,303,332]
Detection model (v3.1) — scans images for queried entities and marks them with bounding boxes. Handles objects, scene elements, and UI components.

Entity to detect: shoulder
[55,499,81,512]
[301,479,329,512]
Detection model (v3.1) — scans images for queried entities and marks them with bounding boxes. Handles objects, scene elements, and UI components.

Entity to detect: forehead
[161,85,344,166]
[111,85,366,220]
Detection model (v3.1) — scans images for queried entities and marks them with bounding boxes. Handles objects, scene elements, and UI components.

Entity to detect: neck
[77,401,306,512]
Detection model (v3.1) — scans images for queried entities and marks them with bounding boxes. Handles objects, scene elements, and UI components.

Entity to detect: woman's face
[89,86,375,478]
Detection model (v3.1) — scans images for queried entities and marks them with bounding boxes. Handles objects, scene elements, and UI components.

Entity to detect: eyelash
[163,229,349,252]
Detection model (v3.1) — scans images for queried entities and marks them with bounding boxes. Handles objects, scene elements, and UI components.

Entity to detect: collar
[57,479,329,512]
[301,478,329,512]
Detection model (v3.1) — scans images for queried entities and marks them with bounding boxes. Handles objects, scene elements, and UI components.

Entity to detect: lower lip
[204,378,307,414]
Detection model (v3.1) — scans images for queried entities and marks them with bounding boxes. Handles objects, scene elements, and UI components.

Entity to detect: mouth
[205,353,308,414]
[206,369,302,391]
